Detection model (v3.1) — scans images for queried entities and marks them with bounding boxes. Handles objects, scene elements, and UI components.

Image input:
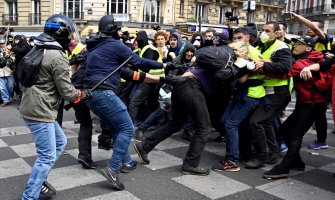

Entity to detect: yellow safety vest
[247,45,266,98]
[66,43,86,77]
[120,49,140,83]
[67,43,86,60]
[258,40,292,92]
[139,44,164,77]
[314,39,331,52]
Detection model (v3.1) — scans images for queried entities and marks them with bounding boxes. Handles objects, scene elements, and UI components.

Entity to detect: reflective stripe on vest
[247,45,265,98]
[260,40,289,87]
[139,44,165,77]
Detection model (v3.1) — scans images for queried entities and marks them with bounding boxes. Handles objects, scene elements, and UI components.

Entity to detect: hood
[169,32,184,54]
[306,50,324,63]
[136,31,149,49]
[34,33,63,49]
[181,42,196,61]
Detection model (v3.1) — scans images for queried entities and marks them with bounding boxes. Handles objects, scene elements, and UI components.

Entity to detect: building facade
[0,0,285,36]
[284,0,335,37]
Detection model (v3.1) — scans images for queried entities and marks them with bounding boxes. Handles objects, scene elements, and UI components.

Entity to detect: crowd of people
[1,12,334,200]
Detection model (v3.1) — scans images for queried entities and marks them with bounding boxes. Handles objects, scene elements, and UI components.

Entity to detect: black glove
[82,89,92,101]
[69,54,85,65]
[165,62,176,70]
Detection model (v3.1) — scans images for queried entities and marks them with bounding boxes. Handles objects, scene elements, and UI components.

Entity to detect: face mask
[193,40,200,47]
[260,32,269,44]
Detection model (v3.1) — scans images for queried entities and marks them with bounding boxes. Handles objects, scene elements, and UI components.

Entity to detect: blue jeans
[222,96,260,163]
[22,119,67,200]
[140,106,164,130]
[0,76,15,102]
[86,90,134,172]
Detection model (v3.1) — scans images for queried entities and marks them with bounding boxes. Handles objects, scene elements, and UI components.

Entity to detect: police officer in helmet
[84,15,172,190]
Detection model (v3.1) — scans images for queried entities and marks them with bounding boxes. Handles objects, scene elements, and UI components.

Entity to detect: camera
[225,12,242,24]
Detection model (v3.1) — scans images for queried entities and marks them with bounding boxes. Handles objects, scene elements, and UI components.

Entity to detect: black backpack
[195,46,236,70]
[17,45,62,87]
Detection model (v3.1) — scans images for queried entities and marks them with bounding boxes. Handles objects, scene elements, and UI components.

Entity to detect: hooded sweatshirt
[288,51,326,103]
[166,32,185,62]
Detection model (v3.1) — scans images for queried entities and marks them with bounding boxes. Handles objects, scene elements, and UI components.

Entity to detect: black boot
[98,134,113,150]
[181,129,193,141]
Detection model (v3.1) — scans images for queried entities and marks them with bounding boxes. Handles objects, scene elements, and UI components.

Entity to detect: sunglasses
[195,38,201,41]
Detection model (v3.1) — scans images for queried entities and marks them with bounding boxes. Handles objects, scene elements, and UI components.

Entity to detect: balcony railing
[2,14,18,25]
[61,12,84,20]
[29,13,41,25]
[294,4,335,15]
[257,0,285,6]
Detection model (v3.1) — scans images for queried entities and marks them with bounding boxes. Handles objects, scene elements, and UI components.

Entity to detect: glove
[4,54,10,59]
[165,62,176,70]
[69,54,85,65]
[82,89,92,101]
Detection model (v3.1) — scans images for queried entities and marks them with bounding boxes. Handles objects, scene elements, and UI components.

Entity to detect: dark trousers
[73,102,112,159]
[249,86,291,161]
[314,111,328,143]
[128,83,159,122]
[143,77,210,167]
[279,102,327,169]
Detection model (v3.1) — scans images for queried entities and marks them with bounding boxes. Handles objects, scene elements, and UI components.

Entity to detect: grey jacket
[19,33,78,122]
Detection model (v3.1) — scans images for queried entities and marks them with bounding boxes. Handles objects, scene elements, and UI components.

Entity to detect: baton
[64,55,133,111]
[89,55,133,93]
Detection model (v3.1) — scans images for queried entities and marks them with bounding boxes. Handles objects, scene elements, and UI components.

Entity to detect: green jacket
[19,47,78,122]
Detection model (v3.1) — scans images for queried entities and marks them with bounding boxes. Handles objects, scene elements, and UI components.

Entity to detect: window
[107,0,128,14]
[266,12,272,22]
[143,0,161,23]
[219,7,225,24]
[4,0,18,25]
[63,0,84,19]
[180,0,184,16]
[195,3,208,22]
[291,0,295,11]
[31,0,41,24]
[332,0,335,9]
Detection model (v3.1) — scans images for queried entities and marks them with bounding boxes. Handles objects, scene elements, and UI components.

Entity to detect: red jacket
[288,51,326,103]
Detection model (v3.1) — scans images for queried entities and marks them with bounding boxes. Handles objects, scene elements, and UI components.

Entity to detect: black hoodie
[12,35,31,66]
[136,31,159,72]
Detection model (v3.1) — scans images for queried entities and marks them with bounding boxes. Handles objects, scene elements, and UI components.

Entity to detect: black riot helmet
[98,15,123,38]
[44,14,80,50]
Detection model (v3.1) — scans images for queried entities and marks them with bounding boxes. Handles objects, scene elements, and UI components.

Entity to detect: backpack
[17,46,45,87]
[195,46,236,70]
[17,45,62,87]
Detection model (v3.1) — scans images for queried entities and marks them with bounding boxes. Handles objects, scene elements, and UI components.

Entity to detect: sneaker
[307,141,329,150]
[133,142,150,165]
[78,157,97,169]
[263,165,289,180]
[100,167,125,191]
[181,165,210,176]
[120,160,138,173]
[280,143,288,153]
[39,181,56,200]
[1,101,11,107]
[212,159,240,172]
[245,158,265,169]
